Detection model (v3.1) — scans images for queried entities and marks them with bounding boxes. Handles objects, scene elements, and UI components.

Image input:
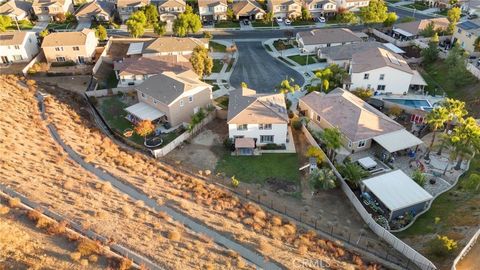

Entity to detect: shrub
[388,105,403,117]
[223,138,234,151]
[429,235,458,257]
[47,220,68,235]
[88,254,98,263]
[77,239,101,256]
[231,176,239,188]
[412,169,427,187]
[292,118,302,130]
[260,143,286,150]
[0,205,10,215]
[70,252,81,261]
[168,229,181,241]
[8,197,21,208]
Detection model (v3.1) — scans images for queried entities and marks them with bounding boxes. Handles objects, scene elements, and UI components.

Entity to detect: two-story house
[267,0,302,19]
[0,0,32,20]
[296,28,362,54]
[142,37,209,57]
[231,0,266,21]
[453,19,480,54]
[32,0,74,21]
[41,29,98,64]
[392,18,449,40]
[156,0,185,31]
[0,31,39,64]
[113,54,193,87]
[335,0,369,11]
[198,0,227,22]
[75,0,115,23]
[305,0,337,18]
[346,47,427,95]
[125,70,213,127]
[117,0,149,22]
[227,87,289,155]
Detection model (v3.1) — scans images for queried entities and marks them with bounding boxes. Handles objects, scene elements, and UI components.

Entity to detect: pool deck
[374,93,445,105]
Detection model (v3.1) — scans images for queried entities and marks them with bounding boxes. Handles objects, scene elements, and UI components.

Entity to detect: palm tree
[338,162,369,188]
[437,98,467,155]
[425,107,449,160]
[313,68,333,92]
[435,133,459,175]
[450,117,480,170]
[320,127,342,161]
[309,168,336,190]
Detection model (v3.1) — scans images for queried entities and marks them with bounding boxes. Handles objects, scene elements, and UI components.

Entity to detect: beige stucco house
[198,0,227,22]
[75,0,115,22]
[157,0,185,31]
[0,0,32,20]
[32,0,74,21]
[231,0,266,21]
[117,0,149,22]
[305,0,337,17]
[125,70,213,127]
[142,37,209,57]
[41,29,98,64]
[267,0,302,19]
[453,19,480,54]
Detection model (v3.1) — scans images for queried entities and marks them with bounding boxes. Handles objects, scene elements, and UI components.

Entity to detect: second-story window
[237,124,247,131]
[55,47,63,51]
[364,73,369,80]
[14,45,20,50]
[188,96,193,102]
[259,124,272,130]
[73,46,80,51]
[379,74,385,80]
[180,100,184,107]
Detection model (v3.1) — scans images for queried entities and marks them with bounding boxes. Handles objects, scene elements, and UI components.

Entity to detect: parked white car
[285,19,291,25]
[275,17,283,23]
[318,17,326,23]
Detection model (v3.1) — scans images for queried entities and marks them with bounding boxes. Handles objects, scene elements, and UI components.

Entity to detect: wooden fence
[301,125,437,270]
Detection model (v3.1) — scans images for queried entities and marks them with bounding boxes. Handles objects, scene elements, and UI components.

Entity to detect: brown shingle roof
[297,28,362,46]
[351,47,412,74]
[114,55,193,76]
[231,0,265,16]
[0,0,31,17]
[41,29,94,47]
[227,88,288,125]
[198,0,227,8]
[32,0,65,8]
[136,70,211,105]
[394,18,449,36]
[300,89,404,141]
[117,0,148,8]
[0,31,28,46]
[75,0,115,18]
[143,37,208,54]
[158,0,186,8]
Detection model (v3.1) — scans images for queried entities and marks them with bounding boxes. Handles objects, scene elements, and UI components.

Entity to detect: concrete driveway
[230,41,304,93]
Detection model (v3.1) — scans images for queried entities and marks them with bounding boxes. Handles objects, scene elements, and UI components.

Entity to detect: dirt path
[292,128,316,201]
[456,240,480,270]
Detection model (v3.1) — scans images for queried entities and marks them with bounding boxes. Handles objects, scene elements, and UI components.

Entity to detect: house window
[153,99,158,104]
[188,96,193,103]
[179,100,184,107]
[348,141,352,148]
[13,55,22,60]
[367,84,371,89]
[316,114,321,122]
[55,47,63,51]
[56,56,65,62]
[358,140,366,148]
[260,135,274,143]
[141,93,145,98]
[259,124,272,130]
[14,45,20,50]
[379,74,385,80]
[364,73,369,79]
[237,124,247,131]
[377,85,386,91]
[73,46,80,51]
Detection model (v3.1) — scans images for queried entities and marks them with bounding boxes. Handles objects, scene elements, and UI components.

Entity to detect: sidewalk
[206,40,238,99]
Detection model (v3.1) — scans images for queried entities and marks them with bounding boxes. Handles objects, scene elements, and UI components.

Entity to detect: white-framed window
[153,99,158,104]
[56,56,65,62]
[260,135,274,143]
[358,140,366,148]
[188,96,193,103]
[55,47,63,51]
[141,93,145,98]
[259,124,272,130]
[179,100,184,107]
[14,45,20,50]
[73,46,80,51]
[316,114,321,122]
[237,124,247,130]
[348,141,352,148]
[379,74,385,80]
[364,73,369,79]
[377,85,386,91]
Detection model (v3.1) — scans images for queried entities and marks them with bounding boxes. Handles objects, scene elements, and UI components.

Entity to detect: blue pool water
[383,98,432,110]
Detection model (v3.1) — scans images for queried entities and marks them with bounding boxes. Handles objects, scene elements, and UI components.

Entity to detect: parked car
[468,55,477,63]
[275,17,283,23]
[318,17,326,23]
[468,14,479,19]
[243,20,249,25]
[285,18,291,25]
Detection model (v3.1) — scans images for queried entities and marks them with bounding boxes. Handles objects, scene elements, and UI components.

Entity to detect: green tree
[301,6,311,21]
[447,7,461,34]
[436,99,467,155]
[0,15,12,32]
[189,45,213,77]
[351,88,373,100]
[173,5,202,37]
[412,169,427,186]
[126,11,147,37]
[336,11,359,24]
[359,0,388,24]
[95,25,107,41]
[142,4,159,26]
[278,78,300,94]
[450,117,480,170]
[313,64,348,92]
[320,127,342,161]
[445,43,469,86]
[39,29,49,38]
[227,8,235,21]
[134,120,155,141]
[425,107,449,160]
[383,12,398,27]
[309,168,337,190]
[431,32,440,43]
[263,11,273,24]
[421,40,439,64]
[306,146,325,164]
[338,162,369,188]
[154,21,166,36]
[419,21,436,37]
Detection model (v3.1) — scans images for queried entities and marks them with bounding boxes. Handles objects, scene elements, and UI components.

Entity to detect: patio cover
[125,102,165,121]
[410,70,428,86]
[383,43,405,54]
[127,42,144,55]
[393,28,414,37]
[362,170,433,212]
[358,157,377,170]
[235,137,255,148]
[373,129,424,153]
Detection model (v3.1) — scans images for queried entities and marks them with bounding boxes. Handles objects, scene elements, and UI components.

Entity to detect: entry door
[1,56,8,63]
[78,56,85,64]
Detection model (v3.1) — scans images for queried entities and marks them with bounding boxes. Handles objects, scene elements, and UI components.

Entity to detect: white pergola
[125,102,165,121]
[373,129,424,153]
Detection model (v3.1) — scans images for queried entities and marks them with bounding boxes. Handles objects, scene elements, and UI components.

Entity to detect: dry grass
[0,77,244,269]
[35,78,384,269]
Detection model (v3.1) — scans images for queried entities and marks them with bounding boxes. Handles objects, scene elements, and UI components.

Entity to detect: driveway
[31,21,49,33]
[76,21,92,31]
[230,41,304,93]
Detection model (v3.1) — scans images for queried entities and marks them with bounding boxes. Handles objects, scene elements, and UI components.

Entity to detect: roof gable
[351,47,412,74]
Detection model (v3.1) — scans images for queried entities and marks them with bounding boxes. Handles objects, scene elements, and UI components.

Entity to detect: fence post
[314,219,317,229]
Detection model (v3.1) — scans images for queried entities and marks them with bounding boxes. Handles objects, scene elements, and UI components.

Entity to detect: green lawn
[291,20,315,26]
[98,70,118,89]
[287,54,318,65]
[216,153,300,184]
[403,2,429,11]
[6,20,34,30]
[212,59,224,73]
[435,9,449,16]
[226,58,235,72]
[215,21,239,28]
[203,79,220,91]
[277,56,294,66]
[252,20,278,27]
[214,96,229,109]
[209,41,226,52]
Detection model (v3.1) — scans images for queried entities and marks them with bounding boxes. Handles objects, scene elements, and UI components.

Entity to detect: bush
[8,197,21,208]
[168,229,181,241]
[388,106,403,117]
[77,239,101,256]
[223,138,234,151]
[51,61,76,67]
[412,169,427,187]
[260,143,286,150]
[429,235,458,257]
[292,118,302,130]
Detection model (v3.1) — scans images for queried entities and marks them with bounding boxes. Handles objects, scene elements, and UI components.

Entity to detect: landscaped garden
[214,96,228,109]
[216,153,300,184]
[47,21,77,30]
[6,20,34,30]
[272,39,294,51]
[209,41,226,52]
[211,59,224,73]
[252,20,278,27]
[214,20,239,28]
[403,2,429,11]
[287,54,319,65]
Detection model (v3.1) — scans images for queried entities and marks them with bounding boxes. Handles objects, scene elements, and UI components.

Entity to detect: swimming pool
[383,98,432,110]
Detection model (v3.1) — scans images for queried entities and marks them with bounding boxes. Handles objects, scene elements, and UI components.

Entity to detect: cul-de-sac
[0,0,479,269]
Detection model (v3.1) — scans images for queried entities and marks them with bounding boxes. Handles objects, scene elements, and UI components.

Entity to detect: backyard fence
[451,227,480,270]
[299,125,438,270]
[85,87,136,97]
[466,63,480,80]
[22,51,44,76]
[92,44,111,74]
[150,113,216,158]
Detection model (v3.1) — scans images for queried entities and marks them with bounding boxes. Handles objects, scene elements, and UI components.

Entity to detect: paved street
[230,41,304,93]
[387,6,436,20]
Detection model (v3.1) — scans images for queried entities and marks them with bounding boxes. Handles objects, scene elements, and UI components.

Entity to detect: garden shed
[361,170,433,220]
